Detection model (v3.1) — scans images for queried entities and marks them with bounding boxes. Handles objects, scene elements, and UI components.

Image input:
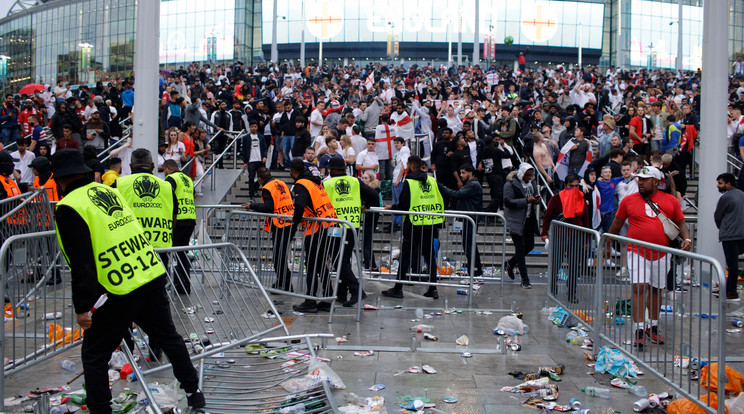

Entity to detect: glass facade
[0,0,261,93]
[264,0,605,49]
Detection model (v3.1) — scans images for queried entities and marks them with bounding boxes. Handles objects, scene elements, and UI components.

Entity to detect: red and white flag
[555,139,593,181]
[364,71,375,91]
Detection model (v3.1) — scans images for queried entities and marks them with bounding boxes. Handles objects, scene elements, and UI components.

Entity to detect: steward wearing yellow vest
[242,167,296,292]
[50,149,204,413]
[163,159,196,295]
[288,158,337,314]
[382,155,443,300]
[113,149,177,276]
[322,156,379,308]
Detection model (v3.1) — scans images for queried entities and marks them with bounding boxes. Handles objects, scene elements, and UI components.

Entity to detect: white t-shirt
[309,108,324,137]
[118,138,133,176]
[467,140,477,168]
[356,149,379,177]
[11,150,35,185]
[342,147,356,176]
[313,135,328,155]
[351,135,367,156]
[616,179,639,204]
[165,142,185,163]
[156,154,166,180]
[248,133,262,162]
[393,145,410,182]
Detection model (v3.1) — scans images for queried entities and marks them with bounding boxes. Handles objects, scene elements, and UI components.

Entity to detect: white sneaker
[604,259,618,267]
[610,247,622,256]
[616,267,629,279]
[195,192,204,197]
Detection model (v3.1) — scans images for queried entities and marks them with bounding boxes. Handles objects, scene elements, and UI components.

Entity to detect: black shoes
[521,281,532,289]
[505,262,515,280]
[317,302,332,312]
[187,389,206,409]
[381,288,404,298]
[343,291,368,307]
[423,288,439,299]
[292,300,318,313]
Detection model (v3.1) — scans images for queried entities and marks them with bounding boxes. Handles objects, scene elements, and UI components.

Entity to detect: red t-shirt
[616,191,684,260]
[628,116,644,145]
[182,135,196,177]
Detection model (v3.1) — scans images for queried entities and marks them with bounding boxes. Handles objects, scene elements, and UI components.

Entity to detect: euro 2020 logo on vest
[335,178,351,196]
[133,175,160,200]
[88,186,125,217]
[179,173,191,190]
[419,179,432,193]
[275,181,287,195]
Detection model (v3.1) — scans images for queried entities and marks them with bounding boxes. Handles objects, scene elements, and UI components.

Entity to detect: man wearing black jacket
[383,155,442,299]
[323,156,379,307]
[279,99,299,161]
[291,116,312,159]
[289,158,338,313]
[439,163,483,276]
[211,101,232,168]
[51,149,205,413]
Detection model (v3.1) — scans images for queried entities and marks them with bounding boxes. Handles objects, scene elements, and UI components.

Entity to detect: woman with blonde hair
[340,135,356,176]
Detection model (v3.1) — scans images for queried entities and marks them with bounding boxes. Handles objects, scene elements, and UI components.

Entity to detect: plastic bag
[280,358,346,392]
[109,351,128,370]
[136,381,180,409]
[338,395,387,413]
[667,393,728,414]
[496,315,527,334]
[701,363,744,394]
[548,306,569,326]
[594,346,641,377]
[48,323,83,345]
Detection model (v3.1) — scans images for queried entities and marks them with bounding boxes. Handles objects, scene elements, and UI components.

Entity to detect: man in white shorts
[606,166,690,349]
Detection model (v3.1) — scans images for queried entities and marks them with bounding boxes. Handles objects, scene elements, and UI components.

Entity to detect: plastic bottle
[61,394,87,405]
[415,308,424,319]
[581,386,611,399]
[60,359,76,371]
[49,406,64,414]
[629,384,648,397]
[410,324,433,333]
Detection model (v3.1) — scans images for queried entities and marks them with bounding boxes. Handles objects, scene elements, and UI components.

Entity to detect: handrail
[193,130,247,188]
[517,137,552,209]
[1,126,52,152]
[685,197,699,212]
[180,129,242,173]
[727,153,742,173]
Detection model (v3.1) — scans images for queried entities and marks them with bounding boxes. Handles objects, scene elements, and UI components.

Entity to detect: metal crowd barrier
[0,190,54,240]
[546,219,729,414]
[224,210,364,322]
[546,221,602,330]
[131,243,337,413]
[594,233,727,414]
[0,231,71,410]
[362,207,479,307]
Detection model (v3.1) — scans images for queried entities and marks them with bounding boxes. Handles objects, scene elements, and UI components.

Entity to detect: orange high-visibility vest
[263,179,294,232]
[295,178,337,235]
[33,174,60,202]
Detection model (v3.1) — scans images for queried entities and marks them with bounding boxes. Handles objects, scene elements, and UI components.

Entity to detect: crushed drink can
[733,319,743,328]
[456,289,468,295]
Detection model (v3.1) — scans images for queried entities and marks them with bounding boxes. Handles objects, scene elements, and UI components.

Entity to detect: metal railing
[133,242,337,413]
[179,128,243,173]
[193,130,248,190]
[727,153,742,174]
[223,210,364,322]
[1,126,52,152]
[545,219,729,414]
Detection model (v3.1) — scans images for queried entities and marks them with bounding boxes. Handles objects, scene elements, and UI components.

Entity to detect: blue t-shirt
[318,154,343,176]
[738,135,744,148]
[595,177,623,213]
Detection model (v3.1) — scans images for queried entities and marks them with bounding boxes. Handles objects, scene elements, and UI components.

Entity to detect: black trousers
[213,134,227,168]
[485,172,504,212]
[362,212,378,269]
[508,219,536,283]
[82,280,199,414]
[245,161,263,197]
[395,224,438,289]
[303,227,332,297]
[462,220,482,274]
[328,229,361,301]
[271,225,295,290]
[549,234,587,301]
[723,239,744,297]
[172,220,196,294]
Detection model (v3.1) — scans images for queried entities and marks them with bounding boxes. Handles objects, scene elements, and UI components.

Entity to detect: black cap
[51,149,92,178]
[327,156,346,171]
[158,140,167,146]
[29,156,51,172]
[0,151,19,163]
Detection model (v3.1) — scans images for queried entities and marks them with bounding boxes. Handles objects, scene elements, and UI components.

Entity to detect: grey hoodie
[714,188,744,241]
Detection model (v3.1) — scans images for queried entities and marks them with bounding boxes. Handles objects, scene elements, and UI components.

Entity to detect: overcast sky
[0,0,14,17]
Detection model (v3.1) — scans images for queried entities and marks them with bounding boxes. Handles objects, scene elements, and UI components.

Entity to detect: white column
[271,0,278,63]
[300,0,306,67]
[473,0,479,66]
[132,0,159,158]
[676,0,683,72]
[698,0,728,267]
[457,0,463,66]
[578,23,583,68]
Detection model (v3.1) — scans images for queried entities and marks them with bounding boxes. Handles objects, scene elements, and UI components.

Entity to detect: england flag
[555,139,593,181]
